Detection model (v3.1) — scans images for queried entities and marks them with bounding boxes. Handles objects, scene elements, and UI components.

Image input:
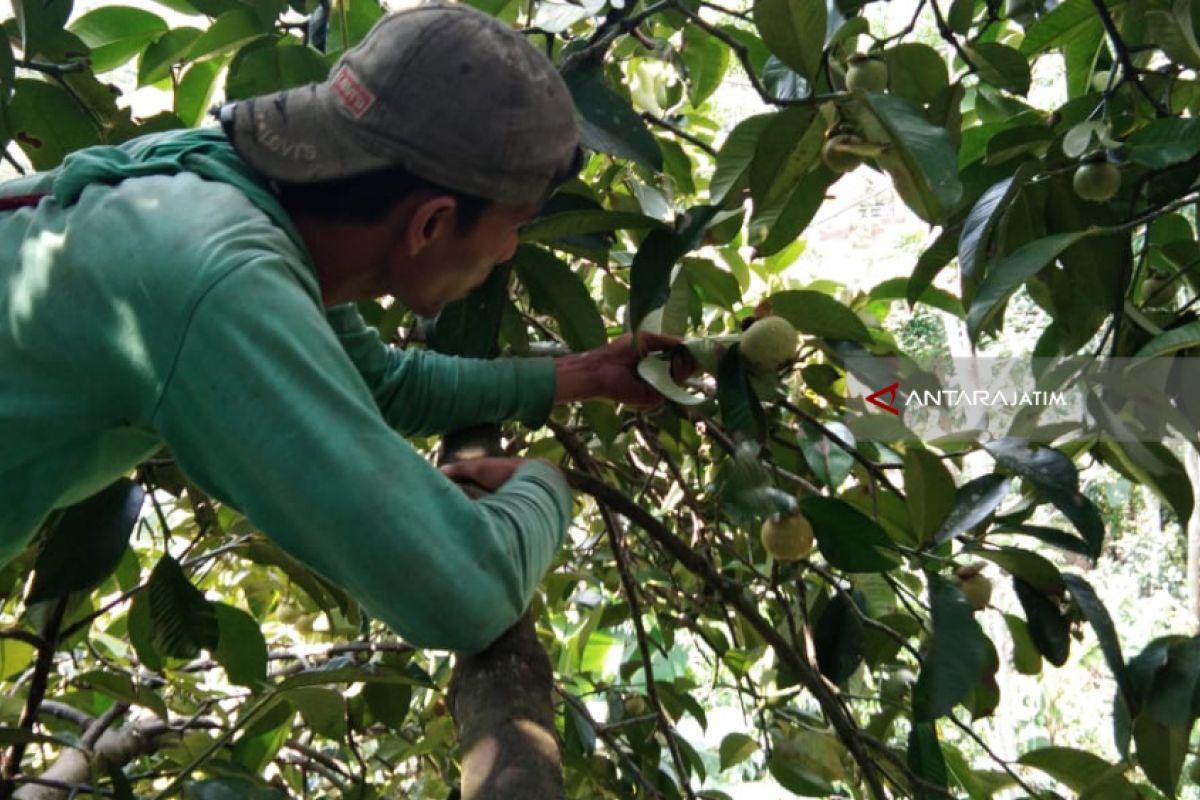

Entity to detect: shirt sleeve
[151,256,573,654]
[324,304,557,436]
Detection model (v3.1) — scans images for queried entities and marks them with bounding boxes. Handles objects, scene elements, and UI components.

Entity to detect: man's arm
[328,304,687,433]
[153,260,572,654]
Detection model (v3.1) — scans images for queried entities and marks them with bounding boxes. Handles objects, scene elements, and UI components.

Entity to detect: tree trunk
[440,425,564,799]
[12,720,158,800]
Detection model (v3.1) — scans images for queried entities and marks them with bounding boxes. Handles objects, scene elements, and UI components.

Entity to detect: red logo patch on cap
[331,66,375,118]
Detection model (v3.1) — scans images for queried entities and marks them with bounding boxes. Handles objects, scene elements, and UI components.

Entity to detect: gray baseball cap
[220,3,582,206]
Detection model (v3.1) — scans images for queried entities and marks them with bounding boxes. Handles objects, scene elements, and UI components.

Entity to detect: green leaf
[719,441,797,523]
[986,437,1103,556]
[214,604,267,687]
[27,479,143,604]
[710,113,773,202]
[628,206,719,332]
[971,545,1065,595]
[869,276,964,318]
[1021,0,1103,54]
[1003,613,1043,675]
[7,79,100,171]
[1099,441,1194,525]
[12,0,73,59]
[769,289,872,343]
[682,24,731,107]
[225,39,329,99]
[796,420,855,490]
[754,165,837,256]
[69,6,167,73]
[429,263,510,358]
[0,639,34,681]
[863,93,963,224]
[801,496,902,572]
[717,344,768,442]
[683,259,740,309]
[232,702,294,775]
[935,475,1011,544]
[749,106,824,212]
[965,42,1032,95]
[907,722,948,797]
[768,755,838,796]
[1147,0,1200,70]
[1126,118,1200,169]
[139,27,203,86]
[285,687,346,740]
[637,355,705,405]
[752,0,826,81]
[958,163,1039,285]
[520,210,663,244]
[718,732,759,771]
[175,58,226,127]
[1133,714,1189,798]
[967,231,1092,339]
[907,226,959,305]
[1019,747,1138,797]
[564,65,662,172]
[814,590,866,684]
[127,588,162,671]
[182,776,287,800]
[1013,577,1071,666]
[884,43,950,107]
[1063,573,1133,705]
[0,37,14,102]
[913,573,987,721]
[76,670,169,721]
[1134,319,1200,359]
[146,555,219,660]
[513,245,606,352]
[186,8,269,64]
[364,683,412,729]
[1142,636,1200,727]
[903,448,956,543]
[324,0,385,54]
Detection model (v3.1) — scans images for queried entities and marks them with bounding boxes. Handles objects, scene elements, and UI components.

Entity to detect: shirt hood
[50,127,308,254]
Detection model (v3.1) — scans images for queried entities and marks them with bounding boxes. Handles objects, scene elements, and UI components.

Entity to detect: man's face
[393,201,538,317]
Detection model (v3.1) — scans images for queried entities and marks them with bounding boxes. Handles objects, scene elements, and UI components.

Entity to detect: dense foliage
[2,0,1200,796]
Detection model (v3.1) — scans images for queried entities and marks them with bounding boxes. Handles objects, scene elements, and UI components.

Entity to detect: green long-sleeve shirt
[0,128,572,654]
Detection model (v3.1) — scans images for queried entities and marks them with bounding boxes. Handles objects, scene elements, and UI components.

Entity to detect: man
[0,5,675,654]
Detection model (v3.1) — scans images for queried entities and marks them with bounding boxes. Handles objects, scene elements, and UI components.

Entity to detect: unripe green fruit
[821,134,866,173]
[740,315,798,372]
[846,56,888,94]
[761,512,814,561]
[276,604,302,624]
[624,695,647,715]
[960,574,992,611]
[1073,160,1121,203]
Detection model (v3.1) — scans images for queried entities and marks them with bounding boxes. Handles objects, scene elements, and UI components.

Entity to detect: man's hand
[553,332,695,409]
[440,457,549,493]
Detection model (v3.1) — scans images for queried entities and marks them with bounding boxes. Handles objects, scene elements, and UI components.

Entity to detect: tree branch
[562,467,890,800]
[1089,0,1171,117]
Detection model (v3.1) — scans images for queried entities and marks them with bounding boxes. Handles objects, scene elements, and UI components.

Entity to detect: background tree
[1,0,1199,796]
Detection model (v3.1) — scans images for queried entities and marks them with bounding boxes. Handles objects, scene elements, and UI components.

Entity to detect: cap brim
[222,86,395,184]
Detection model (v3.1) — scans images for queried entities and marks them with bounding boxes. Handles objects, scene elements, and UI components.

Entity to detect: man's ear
[405,195,458,256]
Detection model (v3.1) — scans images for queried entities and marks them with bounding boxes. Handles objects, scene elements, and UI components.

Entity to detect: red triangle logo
[867,382,900,416]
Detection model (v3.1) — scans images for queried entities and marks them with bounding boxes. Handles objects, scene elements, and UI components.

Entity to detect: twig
[4,597,68,781]
[947,713,1043,796]
[1,149,26,176]
[775,394,906,498]
[556,426,697,798]
[18,61,85,76]
[640,113,718,156]
[929,0,979,75]
[556,690,664,798]
[695,0,751,20]
[1089,0,1171,117]
[562,468,890,800]
[670,1,843,108]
